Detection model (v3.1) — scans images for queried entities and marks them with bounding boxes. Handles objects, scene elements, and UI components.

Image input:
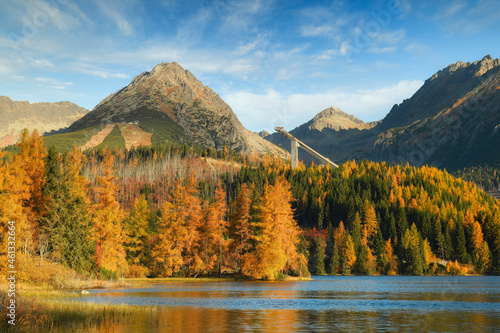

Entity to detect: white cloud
[301,24,338,37]
[434,0,500,36]
[93,0,138,36]
[32,58,55,68]
[224,80,424,132]
[70,63,130,79]
[35,77,73,89]
[374,29,406,44]
[369,46,397,54]
[318,41,351,59]
[214,0,274,30]
[405,43,429,56]
[16,0,83,31]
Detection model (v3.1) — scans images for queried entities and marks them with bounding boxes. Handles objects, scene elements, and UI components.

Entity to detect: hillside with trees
[1,130,499,286]
[230,159,499,275]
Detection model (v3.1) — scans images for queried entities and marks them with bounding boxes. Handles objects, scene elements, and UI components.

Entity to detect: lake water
[76,276,500,332]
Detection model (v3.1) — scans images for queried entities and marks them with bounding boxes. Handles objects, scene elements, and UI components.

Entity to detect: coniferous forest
[1,129,500,284]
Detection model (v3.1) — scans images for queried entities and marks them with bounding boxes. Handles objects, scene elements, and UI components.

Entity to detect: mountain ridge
[0,96,88,148]
[265,54,500,170]
[62,62,285,156]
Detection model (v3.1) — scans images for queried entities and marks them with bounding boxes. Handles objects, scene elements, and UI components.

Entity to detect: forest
[1,129,499,284]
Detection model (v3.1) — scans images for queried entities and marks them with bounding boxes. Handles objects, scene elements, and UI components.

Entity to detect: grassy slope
[95,124,126,150]
[41,108,192,152]
[43,125,101,152]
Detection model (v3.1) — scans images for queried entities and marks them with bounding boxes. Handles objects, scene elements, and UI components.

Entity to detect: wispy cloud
[70,62,130,79]
[369,46,397,54]
[214,0,275,31]
[92,0,140,36]
[35,77,73,89]
[17,0,83,31]
[434,0,500,35]
[301,24,338,37]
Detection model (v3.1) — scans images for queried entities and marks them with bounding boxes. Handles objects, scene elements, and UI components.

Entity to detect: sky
[1,0,500,132]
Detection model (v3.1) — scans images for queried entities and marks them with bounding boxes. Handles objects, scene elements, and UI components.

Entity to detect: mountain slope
[266,106,376,163]
[64,62,283,156]
[0,96,88,147]
[266,55,500,170]
[372,55,500,169]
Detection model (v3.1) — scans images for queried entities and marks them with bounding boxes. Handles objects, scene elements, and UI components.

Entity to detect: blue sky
[1,0,499,132]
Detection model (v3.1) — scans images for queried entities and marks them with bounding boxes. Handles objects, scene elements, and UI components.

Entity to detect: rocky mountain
[266,55,500,171]
[266,106,376,163]
[372,55,500,169]
[63,62,284,155]
[258,129,270,138]
[307,106,376,132]
[0,96,88,147]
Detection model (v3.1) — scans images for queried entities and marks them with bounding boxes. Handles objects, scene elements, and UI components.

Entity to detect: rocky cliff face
[68,62,284,155]
[0,96,88,147]
[372,55,500,169]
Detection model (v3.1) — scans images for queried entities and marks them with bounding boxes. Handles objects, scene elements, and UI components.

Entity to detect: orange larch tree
[362,199,378,247]
[153,174,204,277]
[343,234,357,274]
[91,148,127,275]
[124,194,150,266]
[230,183,252,270]
[241,177,304,279]
[202,181,228,275]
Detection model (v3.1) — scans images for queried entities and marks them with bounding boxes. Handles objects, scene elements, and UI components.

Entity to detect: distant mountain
[266,55,500,171]
[372,55,500,169]
[0,96,88,147]
[57,62,284,155]
[266,106,377,163]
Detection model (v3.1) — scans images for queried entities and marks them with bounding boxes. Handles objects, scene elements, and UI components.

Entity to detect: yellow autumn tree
[470,221,485,263]
[0,129,46,272]
[91,149,127,274]
[361,199,378,247]
[17,129,46,255]
[153,184,187,276]
[334,221,347,251]
[384,238,397,275]
[343,234,357,274]
[241,177,303,280]
[202,181,228,274]
[0,151,29,276]
[230,183,252,270]
[124,194,150,266]
[153,174,204,276]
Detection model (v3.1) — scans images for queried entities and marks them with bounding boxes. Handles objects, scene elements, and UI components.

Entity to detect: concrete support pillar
[291,139,299,169]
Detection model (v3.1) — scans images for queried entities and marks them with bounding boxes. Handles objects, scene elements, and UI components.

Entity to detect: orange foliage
[91,149,127,273]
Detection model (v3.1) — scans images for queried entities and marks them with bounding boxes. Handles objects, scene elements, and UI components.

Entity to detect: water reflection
[74,276,500,332]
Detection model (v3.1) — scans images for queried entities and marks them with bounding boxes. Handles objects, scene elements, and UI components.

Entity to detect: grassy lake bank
[1,275,310,332]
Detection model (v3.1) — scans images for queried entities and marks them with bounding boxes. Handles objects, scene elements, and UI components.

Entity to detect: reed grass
[0,287,158,333]
[35,299,158,332]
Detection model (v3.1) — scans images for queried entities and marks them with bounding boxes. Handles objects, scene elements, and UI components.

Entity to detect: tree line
[226,159,499,275]
[0,130,305,280]
[1,129,499,282]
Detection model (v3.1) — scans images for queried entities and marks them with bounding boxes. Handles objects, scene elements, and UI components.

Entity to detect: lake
[75,276,500,332]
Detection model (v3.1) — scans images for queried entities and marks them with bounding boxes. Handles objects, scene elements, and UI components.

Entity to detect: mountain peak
[430,54,500,81]
[66,61,285,156]
[309,106,370,132]
[472,54,500,76]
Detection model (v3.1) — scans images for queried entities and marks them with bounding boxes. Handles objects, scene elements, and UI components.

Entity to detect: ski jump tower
[274,127,338,169]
